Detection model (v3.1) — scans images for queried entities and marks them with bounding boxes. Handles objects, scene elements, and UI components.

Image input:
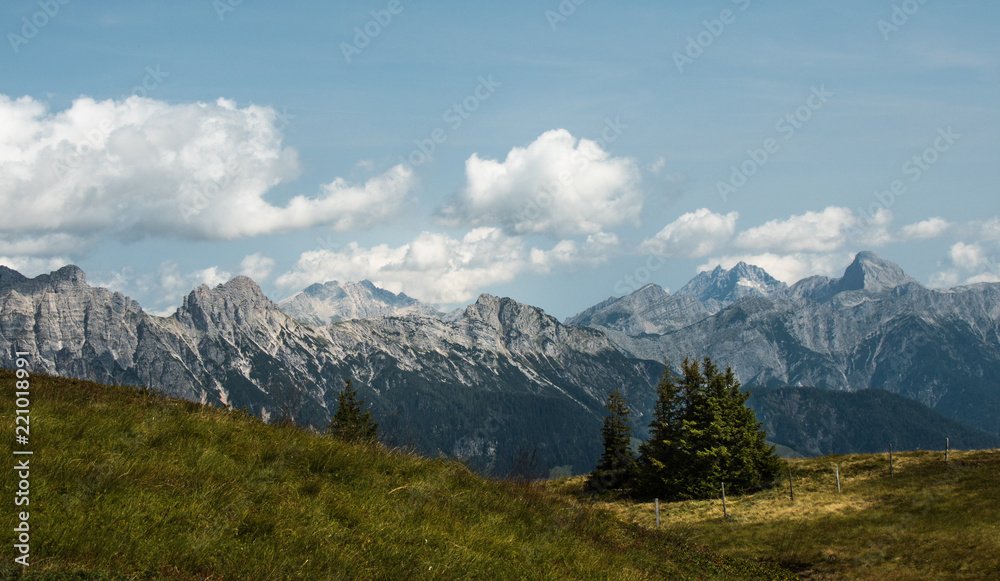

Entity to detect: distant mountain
[675,261,787,313]
[279,280,441,325]
[787,251,920,302]
[571,252,1000,438]
[749,386,1000,456]
[0,265,660,476]
[564,284,711,335]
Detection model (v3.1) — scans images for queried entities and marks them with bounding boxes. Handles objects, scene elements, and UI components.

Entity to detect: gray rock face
[565,284,711,335]
[571,252,1000,437]
[787,251,920,302]
[279,280,442,325]
[0,267,661,475]
[676,261,787,313]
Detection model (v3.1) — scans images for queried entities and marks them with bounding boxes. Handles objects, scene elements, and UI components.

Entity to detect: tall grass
[0,371,792,580]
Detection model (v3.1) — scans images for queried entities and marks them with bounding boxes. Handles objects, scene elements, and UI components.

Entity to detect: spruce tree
[586,388,638,493]
[637,357,780,500]
[326,379,379,442]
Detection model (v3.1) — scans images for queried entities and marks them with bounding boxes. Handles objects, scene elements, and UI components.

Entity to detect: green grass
[0,371,793,580]
[547,449,1000,580]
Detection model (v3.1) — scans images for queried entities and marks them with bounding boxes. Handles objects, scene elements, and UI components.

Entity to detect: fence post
[946,437,950,462]
[721,483,728,519]
[655,498,660,528]
[835,465,841,494]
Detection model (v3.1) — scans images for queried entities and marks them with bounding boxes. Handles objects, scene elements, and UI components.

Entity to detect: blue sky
[1,0,998,318]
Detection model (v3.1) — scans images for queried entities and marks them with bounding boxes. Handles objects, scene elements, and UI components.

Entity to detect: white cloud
[949,242,985,270]
[0,256,71,277]
[900,217,952,240]
[929,270,961,289]
[438,129,642,236]
[697,252,853,285]
[965,272,1000,284]
[638,209,738,258]
[239,253,276,282]
[276,228,527,304]
[0,94,413,255]
[649,156,666,173]
[530,232,620,273]
[979,217,1000,241]
[734,207,861,253]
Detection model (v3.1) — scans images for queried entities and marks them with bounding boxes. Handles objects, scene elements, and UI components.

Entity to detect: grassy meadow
[0,370,793,580]
[547,449,1000,580]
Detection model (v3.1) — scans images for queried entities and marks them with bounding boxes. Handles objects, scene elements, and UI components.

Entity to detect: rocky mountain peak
[676,261,786,312]
[789,251,920,301]
[839,251,918,293]
[279,279,441,325]
[0,264,87,294]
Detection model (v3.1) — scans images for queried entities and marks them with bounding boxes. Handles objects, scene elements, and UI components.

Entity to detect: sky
[1,0,998,319]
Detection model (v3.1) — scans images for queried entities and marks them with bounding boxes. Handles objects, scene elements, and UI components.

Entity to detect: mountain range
[0,265,660,475]
[1,251,997,475]
[570,252,1000,439]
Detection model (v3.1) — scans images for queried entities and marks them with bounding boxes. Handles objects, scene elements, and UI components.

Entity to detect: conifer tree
[637,358,780,500]
[586,388,638,493]
[326,379,379,442]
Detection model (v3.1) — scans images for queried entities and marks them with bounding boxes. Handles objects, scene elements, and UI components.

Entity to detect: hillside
[0,370,791,580]
[548,449,1000,580]
[748,387,1000,456]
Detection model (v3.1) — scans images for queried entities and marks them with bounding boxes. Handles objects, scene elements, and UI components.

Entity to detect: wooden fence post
[655,498,660,528]
[835,465,841,494]
[721,483,728,519]
[946,437,950,462]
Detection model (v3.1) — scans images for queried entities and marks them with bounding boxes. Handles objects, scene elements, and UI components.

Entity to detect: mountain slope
[279,279,441,325]
[0,370,793,580]
[748,386,1000,456]
[564,283,711,335]
[0,265,661,475]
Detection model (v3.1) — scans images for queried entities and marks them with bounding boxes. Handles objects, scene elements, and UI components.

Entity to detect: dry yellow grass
[545,449,1000,580]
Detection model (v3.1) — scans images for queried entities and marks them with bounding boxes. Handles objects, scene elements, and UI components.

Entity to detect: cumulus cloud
[697,252,854,285]
[0,256,71,277]
[949,242,985,270]
[734,207,860,253]
[530,232,621,273]
[899,217,952,240]
[276,228,527,304]
[638,209,738,258]
[239,253,276,282]
[0,94,413,255]
[437,129,642,236]
[930,241,999,288]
